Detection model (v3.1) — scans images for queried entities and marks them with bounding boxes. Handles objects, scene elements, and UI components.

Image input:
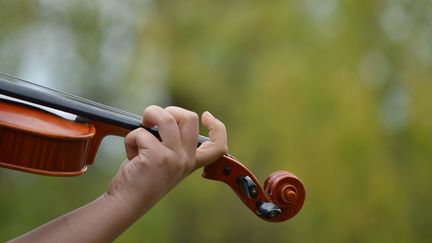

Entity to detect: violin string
[0,72,142,121]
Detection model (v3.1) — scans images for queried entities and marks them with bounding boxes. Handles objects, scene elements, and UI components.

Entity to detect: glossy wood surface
[0,100,96,176]
[264,171,305,220]
[203,154,305,222]
[0,100,95,139]
[85,119,130,165]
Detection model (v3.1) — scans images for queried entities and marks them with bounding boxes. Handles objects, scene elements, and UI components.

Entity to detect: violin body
[0,72,305,222]
[0,99,131,176]
[0,100,94,176]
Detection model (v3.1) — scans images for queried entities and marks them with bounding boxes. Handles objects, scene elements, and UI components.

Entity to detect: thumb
[195,111,228,167]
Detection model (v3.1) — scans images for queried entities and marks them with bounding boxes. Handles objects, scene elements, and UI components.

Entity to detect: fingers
[125,128,161,160]
[131,106,228,170]
[142,105,181,149]
[165,106,199,153]
[196,111,228,167]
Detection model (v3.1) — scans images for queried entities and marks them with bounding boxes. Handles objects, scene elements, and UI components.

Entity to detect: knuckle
[143,105,161,116]
[136,152,149,165]
[145,105,161,112]
[164,106,177,113]
[124,129,136,141]
[160,150,175,163]
[160,113,176,124]
[187,111,199,122]
[155,151,177,170]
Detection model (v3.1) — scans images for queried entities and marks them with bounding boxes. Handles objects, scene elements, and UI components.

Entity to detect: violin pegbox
[202,155,305,222]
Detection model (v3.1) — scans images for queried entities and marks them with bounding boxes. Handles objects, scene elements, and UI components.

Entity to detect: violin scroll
[264,171,305,220]
[202,155,305,222]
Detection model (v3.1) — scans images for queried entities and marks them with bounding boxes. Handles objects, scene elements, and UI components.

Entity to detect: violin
[0,72,305,222]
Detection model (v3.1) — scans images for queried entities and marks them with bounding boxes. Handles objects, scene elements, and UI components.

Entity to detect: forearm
[9,193,140,243]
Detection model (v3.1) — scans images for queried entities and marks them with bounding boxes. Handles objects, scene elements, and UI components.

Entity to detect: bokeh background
[1,0,431,242]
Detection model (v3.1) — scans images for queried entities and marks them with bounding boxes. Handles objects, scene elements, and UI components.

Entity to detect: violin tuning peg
[237,175,259,199]
[256,202,282,219]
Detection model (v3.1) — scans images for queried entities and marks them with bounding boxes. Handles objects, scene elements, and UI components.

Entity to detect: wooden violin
[0,72,305,222]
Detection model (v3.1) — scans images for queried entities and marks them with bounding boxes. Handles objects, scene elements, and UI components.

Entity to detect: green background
[1,0,431,242]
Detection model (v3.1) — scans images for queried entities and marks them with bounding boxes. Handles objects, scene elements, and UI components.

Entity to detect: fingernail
[204,111,215,119]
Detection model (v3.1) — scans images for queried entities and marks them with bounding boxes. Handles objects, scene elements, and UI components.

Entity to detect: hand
[106,105,228,216]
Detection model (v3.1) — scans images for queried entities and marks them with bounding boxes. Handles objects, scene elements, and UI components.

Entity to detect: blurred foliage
[1,0,432,242]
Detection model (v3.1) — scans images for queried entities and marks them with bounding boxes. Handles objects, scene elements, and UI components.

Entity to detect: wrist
[106,163,168,216]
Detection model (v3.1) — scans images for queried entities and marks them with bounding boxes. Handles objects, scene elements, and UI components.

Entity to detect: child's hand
[106,106,228,216]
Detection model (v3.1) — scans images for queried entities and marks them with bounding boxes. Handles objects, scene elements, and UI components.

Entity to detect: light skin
[9,105,228,243]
